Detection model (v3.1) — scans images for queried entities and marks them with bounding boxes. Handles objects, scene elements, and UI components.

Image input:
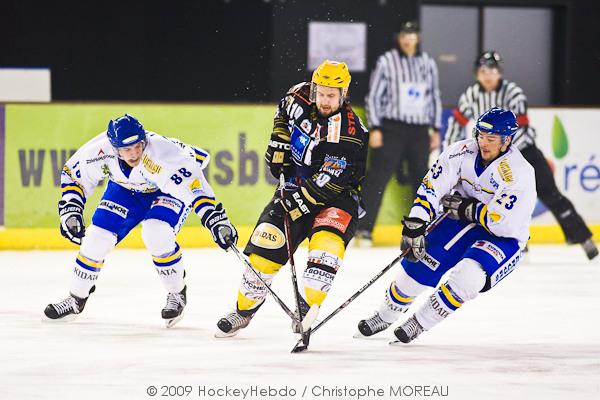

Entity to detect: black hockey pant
[520,144,592,244]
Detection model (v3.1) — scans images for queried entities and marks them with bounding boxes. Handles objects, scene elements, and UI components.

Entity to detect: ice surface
[0,245,598,400]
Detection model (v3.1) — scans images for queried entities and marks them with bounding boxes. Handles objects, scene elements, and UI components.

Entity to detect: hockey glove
[273,186,316,222]
[58,198,86,245]
[266,137,292,178]
[400,217,427,263]
[441,194,480,223]
[202,203,238,250]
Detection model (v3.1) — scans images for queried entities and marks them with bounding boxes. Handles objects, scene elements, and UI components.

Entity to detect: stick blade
[301,304,320,331]
[291,342,309,353]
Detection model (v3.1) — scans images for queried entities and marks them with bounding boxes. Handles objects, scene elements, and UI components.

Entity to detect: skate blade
[165,313,184,328]
[389,340,403,346]
[353,330,367,339]
[41,313,78,323]
[301,304,320,331]
[214,330,240,338]
[291,343,309,353]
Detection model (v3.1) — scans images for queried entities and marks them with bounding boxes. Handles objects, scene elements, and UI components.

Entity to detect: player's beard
[317,104,339,118]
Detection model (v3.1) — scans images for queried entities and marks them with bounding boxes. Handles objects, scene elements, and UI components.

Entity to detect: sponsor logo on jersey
[327,114,342,143]
[322,155,347,177]
[152,196,183,214]
[448,148,474,159]
[421,252,441,271]
[300,119,312,133]
[473,240,506,263]
[98,200,128,218]
[188,179,202,195]
[489,174,500,190]
[347,111,356,136]
[250,223,286,249]
[268,140,291,150]
[491,252,520,285]
[487,211,503,224]
[420,176,435,195]
[313,207,352,233]
[86,150,115,164]
[498,159,513,183]
[101,164,112,178]
[142,154,162,174]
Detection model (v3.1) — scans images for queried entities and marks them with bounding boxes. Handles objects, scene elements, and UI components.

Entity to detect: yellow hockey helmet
[311,60,351,97]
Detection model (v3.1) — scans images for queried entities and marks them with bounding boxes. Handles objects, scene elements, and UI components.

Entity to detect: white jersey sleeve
[61,133,113,204]
[476,153,536,243]
[408,141,464,222]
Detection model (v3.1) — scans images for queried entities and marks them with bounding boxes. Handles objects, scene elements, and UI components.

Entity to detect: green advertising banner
[4,103,411,231]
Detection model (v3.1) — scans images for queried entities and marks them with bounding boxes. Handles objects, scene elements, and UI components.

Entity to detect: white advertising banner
[0,68,51,102]
[529,108,600,224]
[307,22,367,72]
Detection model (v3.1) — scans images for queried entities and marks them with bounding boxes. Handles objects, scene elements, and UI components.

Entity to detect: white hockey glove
[58,198,86,245]
[202,203,238,250]
[441,194,480,223]
[400,217,427,263]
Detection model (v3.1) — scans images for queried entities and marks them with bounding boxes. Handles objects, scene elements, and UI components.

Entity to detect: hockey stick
[279,173,311,349]
[228,245,299,323]
[291,212,448,353]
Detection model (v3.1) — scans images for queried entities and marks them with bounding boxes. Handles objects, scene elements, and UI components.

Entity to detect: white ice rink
[1,245,599,400]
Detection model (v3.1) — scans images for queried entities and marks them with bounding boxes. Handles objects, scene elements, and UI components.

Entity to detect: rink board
[0,104,598,249]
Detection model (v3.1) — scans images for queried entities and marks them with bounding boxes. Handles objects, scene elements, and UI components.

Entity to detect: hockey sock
[71,253,103,298]
[303,231,345,306]
[378,282,414,323]
[415,283,464,330]
[237,253,282,312]
[152,243,185,293]
[415,258,485,330]
[70,225,117,298]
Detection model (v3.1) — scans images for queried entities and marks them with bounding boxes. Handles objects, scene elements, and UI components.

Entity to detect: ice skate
[392,315,424,344]
[354,312,391,338]
[215,309,255,338]
[43,286,95,322]
[581,239,598,260]
[162,286,187,328]
[352,230,373,248]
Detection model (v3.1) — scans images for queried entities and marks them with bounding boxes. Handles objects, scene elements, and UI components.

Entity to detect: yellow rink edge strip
[0,224,598,250]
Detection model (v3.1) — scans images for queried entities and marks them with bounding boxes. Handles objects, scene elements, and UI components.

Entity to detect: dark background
[1,0,598,105]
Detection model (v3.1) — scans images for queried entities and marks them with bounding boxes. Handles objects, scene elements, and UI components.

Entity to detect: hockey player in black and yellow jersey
[216,60,369,337]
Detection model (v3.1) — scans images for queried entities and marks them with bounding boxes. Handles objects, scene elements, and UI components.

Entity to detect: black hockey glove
[273,186,316,222]
[441,194,480,223]
[266,137,292,178]
[400,217,427,263]
[58,198,86,245]
[202,203,238,250]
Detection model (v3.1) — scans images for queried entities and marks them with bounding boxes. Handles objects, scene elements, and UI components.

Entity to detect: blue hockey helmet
[475,107,518,143]
[107,114,146,148]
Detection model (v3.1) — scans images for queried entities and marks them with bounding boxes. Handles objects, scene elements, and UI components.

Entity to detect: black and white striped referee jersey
[365,48,442,130]
[444,79,536,150]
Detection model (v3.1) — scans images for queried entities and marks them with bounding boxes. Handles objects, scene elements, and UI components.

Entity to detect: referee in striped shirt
[445,50,597,260]
[356,21,442,246]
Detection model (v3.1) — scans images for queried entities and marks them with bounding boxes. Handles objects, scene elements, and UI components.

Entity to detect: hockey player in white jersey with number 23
[43,115,238,327]
[357,107,536,344]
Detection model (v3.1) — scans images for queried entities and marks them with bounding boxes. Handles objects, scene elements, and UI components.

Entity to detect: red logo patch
[313,207,352,233]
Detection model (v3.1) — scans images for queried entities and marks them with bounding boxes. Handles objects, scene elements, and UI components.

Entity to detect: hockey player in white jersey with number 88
[44,115,238,327]
[357,107,536,343]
